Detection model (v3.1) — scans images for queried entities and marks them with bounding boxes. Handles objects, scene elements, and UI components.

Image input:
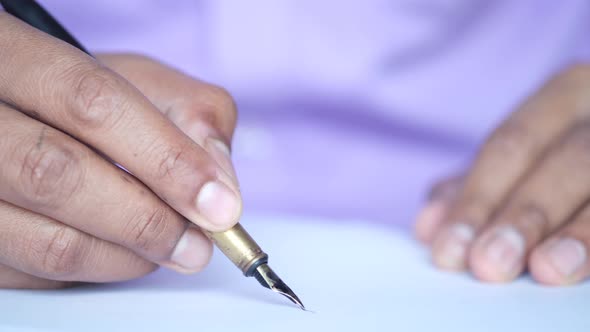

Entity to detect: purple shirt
[39,0,590,226]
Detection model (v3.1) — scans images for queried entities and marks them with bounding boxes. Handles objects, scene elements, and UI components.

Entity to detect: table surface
[0,215,588,332]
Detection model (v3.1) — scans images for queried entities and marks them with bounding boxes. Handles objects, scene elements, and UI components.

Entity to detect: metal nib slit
[253,264,306,310]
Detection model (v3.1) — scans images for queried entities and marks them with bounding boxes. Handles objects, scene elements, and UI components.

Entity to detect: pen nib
[253,264,306,310]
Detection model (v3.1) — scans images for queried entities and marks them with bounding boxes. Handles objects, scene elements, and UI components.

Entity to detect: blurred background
[40,0,590,228]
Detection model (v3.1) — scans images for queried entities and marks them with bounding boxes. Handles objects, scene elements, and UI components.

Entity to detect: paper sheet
[0,215,588,331]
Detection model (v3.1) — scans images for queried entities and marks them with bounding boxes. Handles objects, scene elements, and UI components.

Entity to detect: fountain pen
[0,0,305,310]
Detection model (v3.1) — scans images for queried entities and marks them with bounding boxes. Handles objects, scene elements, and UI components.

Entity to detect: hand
[415,64,590,285]
[0,13,241,288]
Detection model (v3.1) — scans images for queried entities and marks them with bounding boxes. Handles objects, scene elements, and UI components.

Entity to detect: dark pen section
[0,0,90,55]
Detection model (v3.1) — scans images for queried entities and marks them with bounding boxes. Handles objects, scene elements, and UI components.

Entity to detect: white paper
[0,215,588,332]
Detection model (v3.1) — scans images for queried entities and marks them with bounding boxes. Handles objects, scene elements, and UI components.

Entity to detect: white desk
[0,215,587,331]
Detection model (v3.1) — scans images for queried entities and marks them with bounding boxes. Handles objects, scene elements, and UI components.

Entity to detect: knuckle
[446,189,494,228]
[199,85,237,125]
[67,64,126,129]
[208,86,236,112]
[153,144,198,181]
[34,226,84,278]
[518,203,549,235]
[18,136,83,207]
[123,207,174,258]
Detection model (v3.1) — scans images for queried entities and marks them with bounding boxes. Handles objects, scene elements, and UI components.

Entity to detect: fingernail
[196,180,242,230]
[546,238,587,278]
[170,227,212,272]
[434,223,474,269]
[483,226,525,275]
[205,138,238,182]
[415,200,448,242]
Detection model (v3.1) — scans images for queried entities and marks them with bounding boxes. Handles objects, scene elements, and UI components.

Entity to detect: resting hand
[415,64,590,285]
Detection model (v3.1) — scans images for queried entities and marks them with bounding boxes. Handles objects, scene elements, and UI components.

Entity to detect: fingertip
[414,200,448,244]
[529,238,587,286]
[468,226,525,283]
[431,223,474,271]
[168,227,214,274]
[468,247,515,283]
[529,247,564,286]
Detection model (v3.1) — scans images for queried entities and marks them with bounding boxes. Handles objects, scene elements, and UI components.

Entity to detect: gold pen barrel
[205,223,306,309]
[204,223,268,276]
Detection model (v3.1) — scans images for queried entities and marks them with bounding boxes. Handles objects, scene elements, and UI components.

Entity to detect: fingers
[0,14,241,231]
[96,54,237,143]
[0,200,156,283]
[529,207,590,286]
[469,124,590,281]
[414,175,462,243]
[0,264,72,289]
[0,105,212,273]
[96,53,238,180]
[431,66,590,270]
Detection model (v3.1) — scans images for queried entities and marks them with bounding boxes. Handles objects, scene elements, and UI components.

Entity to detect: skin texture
[415,63,590,286]
[0,13,241,288]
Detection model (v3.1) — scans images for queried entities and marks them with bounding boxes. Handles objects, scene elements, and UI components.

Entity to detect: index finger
[0,13,241,231]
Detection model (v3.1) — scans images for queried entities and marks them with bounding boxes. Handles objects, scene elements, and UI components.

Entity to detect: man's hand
[0,13,240,288]
[415,64,590,285]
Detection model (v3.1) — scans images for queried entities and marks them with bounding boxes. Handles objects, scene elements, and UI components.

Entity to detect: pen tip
[253,264,306,310]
